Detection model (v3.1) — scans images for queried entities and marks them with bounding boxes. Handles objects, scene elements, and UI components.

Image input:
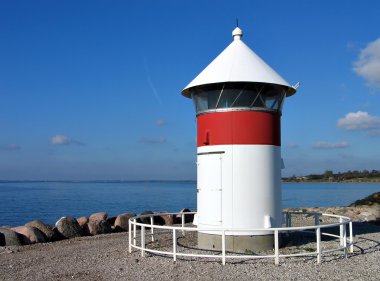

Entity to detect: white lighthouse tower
[182,27,298,252]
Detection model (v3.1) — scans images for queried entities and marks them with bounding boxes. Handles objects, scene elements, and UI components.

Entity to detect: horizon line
[0,179,197,183]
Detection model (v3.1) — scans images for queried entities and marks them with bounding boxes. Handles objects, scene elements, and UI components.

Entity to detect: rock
[365,214,377,222]
[89,212,108,222]
[357,211,377,222]
[137,211,154,225]
[81,224,90,236]
[283,206,379,224]
[114,213,136,232]
[0,227,23,246]
[86,220,112,235]
[25,220,54,242]
[106,216,117,226]
[77,217,90,235]
[51,227,64,241]
[350,192,380,207]
[55,217,83,239]
[11,226,46,244]
[156,212,175,225]
[176,208,194,224]
[77,217,89,228]
[342,209,359,220]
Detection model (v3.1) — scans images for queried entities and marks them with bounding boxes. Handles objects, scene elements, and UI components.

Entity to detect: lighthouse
[182,27,298,252]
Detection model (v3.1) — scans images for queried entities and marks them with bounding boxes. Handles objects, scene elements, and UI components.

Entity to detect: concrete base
[198,232,276,253]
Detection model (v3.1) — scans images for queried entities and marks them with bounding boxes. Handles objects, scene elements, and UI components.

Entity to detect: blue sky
[1,0,380,180]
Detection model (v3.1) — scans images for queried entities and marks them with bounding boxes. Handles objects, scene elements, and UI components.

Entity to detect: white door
[197,153,222,226]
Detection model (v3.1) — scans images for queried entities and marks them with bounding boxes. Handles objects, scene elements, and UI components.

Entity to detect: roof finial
[236,17,239,28]
[232,25,243,41]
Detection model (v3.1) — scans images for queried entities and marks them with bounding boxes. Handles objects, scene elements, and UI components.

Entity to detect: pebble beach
[0,221,379,281]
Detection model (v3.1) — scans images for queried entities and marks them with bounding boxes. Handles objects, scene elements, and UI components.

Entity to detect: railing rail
[128,211,354,265]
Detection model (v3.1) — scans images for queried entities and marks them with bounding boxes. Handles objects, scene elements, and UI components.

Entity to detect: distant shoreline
[283,178,380,183]
[282,170,380,183]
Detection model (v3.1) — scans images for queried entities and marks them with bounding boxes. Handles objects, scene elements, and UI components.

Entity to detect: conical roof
[182,27,297,98]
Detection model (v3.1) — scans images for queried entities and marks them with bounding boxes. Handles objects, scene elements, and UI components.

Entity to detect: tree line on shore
[283,169,380,182]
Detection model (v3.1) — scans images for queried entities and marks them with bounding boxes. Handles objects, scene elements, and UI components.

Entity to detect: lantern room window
[190,82,287,115]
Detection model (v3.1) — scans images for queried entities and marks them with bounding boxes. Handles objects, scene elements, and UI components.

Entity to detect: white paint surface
[182,28,296,97]
[197,145,282,235]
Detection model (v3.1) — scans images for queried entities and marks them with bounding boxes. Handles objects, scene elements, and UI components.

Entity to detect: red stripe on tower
[197,111,281,147]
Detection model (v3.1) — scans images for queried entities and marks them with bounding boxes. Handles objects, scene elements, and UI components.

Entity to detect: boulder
[89,212,108,222]
[86,219,112,235]
[106,216,117,226]
[0,227,23,246]
[114,213,136,232]
[55,217,83,239]
[156,212,175,225]
[25,220,54,242]
[176,208,194,224]
[77,217,89,228]
[137,211,154,225]
[11,226,46,244]
[51,227,65,241]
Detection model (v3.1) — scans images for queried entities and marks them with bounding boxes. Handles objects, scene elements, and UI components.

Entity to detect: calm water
[0,181,379,226]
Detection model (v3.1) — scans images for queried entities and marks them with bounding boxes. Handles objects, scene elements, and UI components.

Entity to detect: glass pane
[192,92,208,112]
[190,84,224,113]
[277,91,286,111]
[261,85,283,110]
[251,92,265,107]
[232,88,256,107]
[206,89,222,109]
[265,95,277,109]
[216,87,241,108]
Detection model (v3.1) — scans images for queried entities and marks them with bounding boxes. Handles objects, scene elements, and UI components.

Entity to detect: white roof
[182,27,297,98]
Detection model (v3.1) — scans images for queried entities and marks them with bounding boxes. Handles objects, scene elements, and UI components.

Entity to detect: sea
[0,181,379,227]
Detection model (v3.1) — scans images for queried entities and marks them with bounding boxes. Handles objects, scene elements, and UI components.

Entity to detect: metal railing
[128,211,354,265]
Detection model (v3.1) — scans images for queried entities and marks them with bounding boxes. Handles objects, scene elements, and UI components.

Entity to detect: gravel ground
[0,221,379,281]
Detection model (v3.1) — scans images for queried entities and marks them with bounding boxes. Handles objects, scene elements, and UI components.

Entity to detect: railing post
[128,219,132,253]
[222,230,226,266]
[316,227,322,264]
[141,225,145,257]
[173,229,177,262]
[349,221,354,253]
[288,213,292,228]
[339,217,344,246]
[343,222,347,258]
[150,216,155,242]
[133,218,137,246]
[274,230,279,265]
